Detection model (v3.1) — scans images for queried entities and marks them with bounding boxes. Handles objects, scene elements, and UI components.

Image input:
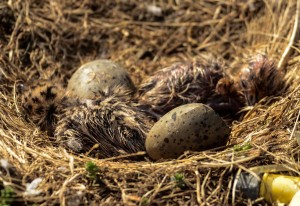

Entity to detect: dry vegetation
[0,0,300,205]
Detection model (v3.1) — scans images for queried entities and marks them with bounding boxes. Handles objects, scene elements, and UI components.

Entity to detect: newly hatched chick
[239,55,286,106]
[21,79,66,136]
[55,94,154,158]
[138,61,222,113]
[138,60,241,118]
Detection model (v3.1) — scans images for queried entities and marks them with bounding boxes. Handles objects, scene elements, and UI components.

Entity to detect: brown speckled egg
[145,103,230,160]
[67,59,136,99]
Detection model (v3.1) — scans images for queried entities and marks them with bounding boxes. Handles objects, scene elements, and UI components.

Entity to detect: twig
[289,109,300,140]
[278,0,300,70]
[195,169,201,205]
[201,169,211,205]
[58,173,81,206]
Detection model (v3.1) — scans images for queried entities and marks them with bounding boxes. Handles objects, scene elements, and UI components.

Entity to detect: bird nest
[0,0,300,205]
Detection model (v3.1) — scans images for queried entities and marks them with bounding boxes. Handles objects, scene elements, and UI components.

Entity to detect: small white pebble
[146,5,162,16]
[57,166,67,172]
[0,159,10,169]
[24,178,43,196]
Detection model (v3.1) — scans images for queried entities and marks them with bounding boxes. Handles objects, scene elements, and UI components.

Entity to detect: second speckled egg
[145,103,230,160]
[67,59,136,99]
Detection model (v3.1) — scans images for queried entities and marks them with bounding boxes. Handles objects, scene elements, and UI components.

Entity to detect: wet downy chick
[138,60,225,115]
[54,93,154,158]
[239,55,286,106]
[138,60,244,119]
[21,79,66,136]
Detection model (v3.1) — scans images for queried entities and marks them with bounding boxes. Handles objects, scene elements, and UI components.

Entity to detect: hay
[0,0,300,205]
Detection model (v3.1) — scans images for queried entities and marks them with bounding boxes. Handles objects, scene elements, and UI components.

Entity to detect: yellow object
[260,173,300,204]
[290,190,300,206]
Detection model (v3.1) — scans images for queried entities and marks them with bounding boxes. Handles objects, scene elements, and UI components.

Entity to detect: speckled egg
[67,59,136,99]
[145,103,230,160]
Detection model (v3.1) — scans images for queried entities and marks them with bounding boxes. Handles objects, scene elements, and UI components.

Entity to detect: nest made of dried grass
[0,0,300,205]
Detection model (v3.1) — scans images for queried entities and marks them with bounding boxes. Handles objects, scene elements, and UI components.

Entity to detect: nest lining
[0,0,299,205]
